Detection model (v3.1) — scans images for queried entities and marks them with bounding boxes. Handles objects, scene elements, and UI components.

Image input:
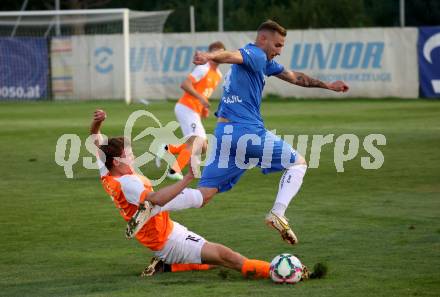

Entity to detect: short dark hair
[257,20,287,37]
[208,41,226,52]
[99,137,129,170]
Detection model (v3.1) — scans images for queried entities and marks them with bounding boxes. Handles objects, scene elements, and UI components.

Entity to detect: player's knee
[188,136,206,154]
[201,140,208,154]
[294,154,307,166]
[186,135,196,145]
[187,135,202,146]
[198,187,218,206]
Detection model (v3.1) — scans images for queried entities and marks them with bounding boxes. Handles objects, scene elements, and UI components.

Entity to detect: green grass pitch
[0,99,439,297]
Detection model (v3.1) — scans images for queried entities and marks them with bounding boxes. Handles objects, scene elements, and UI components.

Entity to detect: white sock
[155,188,203,214]
[271,164,307,217]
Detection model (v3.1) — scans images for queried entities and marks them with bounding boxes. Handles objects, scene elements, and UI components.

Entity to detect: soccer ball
[269,253,303,284]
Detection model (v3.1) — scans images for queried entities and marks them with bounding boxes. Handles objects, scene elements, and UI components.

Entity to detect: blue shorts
[199,123,297,193]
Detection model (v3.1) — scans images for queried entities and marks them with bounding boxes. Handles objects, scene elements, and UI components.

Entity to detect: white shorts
[175,103,206,139]
[154,222,206,264]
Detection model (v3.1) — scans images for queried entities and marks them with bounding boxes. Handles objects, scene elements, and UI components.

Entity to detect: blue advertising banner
[0,37,48,99]
[57,28,417,100]
[418,27,440,98]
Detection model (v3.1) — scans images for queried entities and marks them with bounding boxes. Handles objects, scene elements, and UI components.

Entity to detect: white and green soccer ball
[269,253,303,284]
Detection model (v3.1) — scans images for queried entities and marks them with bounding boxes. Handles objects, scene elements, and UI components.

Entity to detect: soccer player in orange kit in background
[156,41,226,181]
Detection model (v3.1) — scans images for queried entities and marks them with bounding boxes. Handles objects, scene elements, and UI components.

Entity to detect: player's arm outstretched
[275,69,349,92]
[90,109,107,147]
[193,50,243,65]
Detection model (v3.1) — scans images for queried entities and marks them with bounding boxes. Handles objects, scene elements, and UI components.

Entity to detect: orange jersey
[100,168,173,251]
[178,62,222,115]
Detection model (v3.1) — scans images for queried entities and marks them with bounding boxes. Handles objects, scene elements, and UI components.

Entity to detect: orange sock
[241,259,270,279]
[171,147,191,173]
[167,144,185,154]
[171,263,211,272]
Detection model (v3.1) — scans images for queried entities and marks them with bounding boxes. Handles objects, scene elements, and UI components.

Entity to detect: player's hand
[201,107,210,119]
[193,51,210,65]
[93,109,107,122]
[90,109,106,139]
[327,81,349,92]
[200,98,210,109]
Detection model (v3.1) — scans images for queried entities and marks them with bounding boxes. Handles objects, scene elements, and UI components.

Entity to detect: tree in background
[406,0,440,26]
[0,0,439,32]
[224,0,371,30]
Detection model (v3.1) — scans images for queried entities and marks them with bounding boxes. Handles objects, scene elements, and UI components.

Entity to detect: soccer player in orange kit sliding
[91,109,275,278]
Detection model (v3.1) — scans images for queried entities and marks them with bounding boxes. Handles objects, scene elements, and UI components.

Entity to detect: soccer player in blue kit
[127,20,350,246]
[190,20,349,245]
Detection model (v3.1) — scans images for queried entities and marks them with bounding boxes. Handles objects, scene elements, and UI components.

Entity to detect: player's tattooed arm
[293,72,328,88]
[276,70,327,88]
[276,69,349,92]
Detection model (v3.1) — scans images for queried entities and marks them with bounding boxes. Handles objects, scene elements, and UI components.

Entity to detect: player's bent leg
[262,136,307,245]
[129,190,204,237]
[200,242,245,271]
[171,137,194,174]
[148,186,216,214]
[186,135,207,178]
[266,159,307,245]
[153,223,270,279]
[188,135,208,155]
[146,186,216,213]
[155,143,186,169]
[167,144,185,154]
[168,144,189,180]
[171,103,207,177]
[271,156,308,218]
[168,136,207,180]
[159,188,204,212]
